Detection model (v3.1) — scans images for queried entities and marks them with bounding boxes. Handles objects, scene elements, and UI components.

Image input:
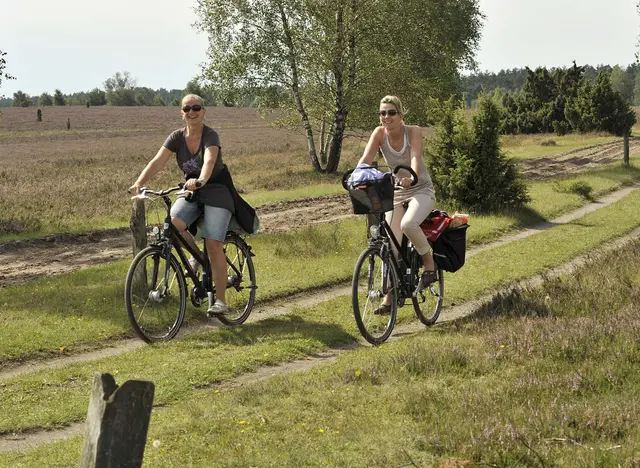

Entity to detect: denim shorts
[170,198,232,242]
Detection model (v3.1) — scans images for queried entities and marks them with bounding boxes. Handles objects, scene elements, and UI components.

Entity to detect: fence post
[80,373,155,468]
[624,132,630,167]
[130,198,147,256]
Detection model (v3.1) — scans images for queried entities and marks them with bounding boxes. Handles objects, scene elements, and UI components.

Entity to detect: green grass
[3,207,640,467]
[1,190,640,439]
[503,132,619,159]
[244,183,345,207]
[0,219,368,364]
[2,161,640,365]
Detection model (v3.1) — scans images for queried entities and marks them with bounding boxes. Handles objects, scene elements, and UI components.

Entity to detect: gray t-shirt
[163,125,233,210]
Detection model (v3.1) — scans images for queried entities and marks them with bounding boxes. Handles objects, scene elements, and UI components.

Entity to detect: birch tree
[195,0,482,173]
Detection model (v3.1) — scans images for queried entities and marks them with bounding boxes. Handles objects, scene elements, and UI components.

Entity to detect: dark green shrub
[426,94,529,212]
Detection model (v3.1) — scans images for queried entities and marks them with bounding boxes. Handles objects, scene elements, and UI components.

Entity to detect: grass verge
[1,191,640,442]
[2,206,640,466]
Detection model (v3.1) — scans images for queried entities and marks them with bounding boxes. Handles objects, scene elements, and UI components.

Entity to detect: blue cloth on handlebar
[346,164,388,188]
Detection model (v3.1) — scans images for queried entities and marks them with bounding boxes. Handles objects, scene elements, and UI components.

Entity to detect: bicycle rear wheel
[215,234,256,326]
[413,268,444,326]
[352,246,398,345]
[125,246,187,343]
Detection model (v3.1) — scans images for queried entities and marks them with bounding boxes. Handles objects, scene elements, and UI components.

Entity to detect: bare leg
[171,216,201,256]
[205,238,227,304]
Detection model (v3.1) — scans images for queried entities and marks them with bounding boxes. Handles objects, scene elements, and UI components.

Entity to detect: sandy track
[0,194,354,289]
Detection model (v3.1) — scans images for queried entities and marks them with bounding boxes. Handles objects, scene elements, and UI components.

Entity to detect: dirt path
[520,138,640,179]
[1,183,639,453]
[0,194,354,289]
[0,139,636,289]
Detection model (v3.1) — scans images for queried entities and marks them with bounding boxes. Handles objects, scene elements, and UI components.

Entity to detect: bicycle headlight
[369,224,380,239]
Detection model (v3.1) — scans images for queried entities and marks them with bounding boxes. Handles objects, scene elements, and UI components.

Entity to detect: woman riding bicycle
[357,95,437,314]
[128,93,257,316]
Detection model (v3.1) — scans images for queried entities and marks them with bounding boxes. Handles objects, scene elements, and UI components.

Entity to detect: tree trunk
[278,1,322,172]
[624,132,630,167]
[325,1,347,174]
[327,109,347,173]
[319,119,328,166]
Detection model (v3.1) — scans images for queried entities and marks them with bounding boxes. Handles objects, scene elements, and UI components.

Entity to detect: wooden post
[67,118,71,130]
[130,198,147,256]
[80,373,155,468]
[36,108,42,122]
[623,132,630,167]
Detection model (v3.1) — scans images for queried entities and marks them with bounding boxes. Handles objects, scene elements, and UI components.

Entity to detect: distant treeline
[463,63,640,107]
[0,72,232,108]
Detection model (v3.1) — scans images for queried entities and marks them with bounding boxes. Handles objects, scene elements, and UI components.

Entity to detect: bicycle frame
[154,193,247,299]
[368,212,417,301]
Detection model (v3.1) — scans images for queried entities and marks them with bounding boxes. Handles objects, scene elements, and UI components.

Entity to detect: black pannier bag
[431,224,469,272]
[346,173,395,214]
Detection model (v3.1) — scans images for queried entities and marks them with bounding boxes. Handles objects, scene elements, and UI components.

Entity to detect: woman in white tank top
[357,95,437,313]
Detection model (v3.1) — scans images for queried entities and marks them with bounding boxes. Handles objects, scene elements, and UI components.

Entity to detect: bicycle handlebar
[392,164,418,187]
[130,184,194,200]
[341,164,418,190]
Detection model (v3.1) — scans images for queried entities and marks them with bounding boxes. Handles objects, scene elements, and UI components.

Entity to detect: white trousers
[385,192,435,256]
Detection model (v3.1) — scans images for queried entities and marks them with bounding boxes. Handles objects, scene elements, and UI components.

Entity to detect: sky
[1,0,639,98]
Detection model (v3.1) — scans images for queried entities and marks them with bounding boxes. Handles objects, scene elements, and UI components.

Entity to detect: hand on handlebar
[396,177,413,189]
[128,183,144,195]
[184,178,204,191]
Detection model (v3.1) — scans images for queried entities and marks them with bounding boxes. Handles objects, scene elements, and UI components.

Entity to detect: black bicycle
[343,165,444,345]
[124,185,257,343]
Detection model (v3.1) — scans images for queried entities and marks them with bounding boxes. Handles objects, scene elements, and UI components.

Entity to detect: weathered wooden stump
[130,198,147,257]
[80,373,155,468]
[624,132,630,167]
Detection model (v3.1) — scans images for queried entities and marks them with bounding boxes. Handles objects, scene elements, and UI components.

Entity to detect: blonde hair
[182,94,205,106]
[380,95,407,116]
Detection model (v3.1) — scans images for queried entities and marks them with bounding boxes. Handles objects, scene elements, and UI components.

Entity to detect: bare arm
[408,125,424,176]
[396,126,423,188]
[129,146,173,193]
[357,127,384,166]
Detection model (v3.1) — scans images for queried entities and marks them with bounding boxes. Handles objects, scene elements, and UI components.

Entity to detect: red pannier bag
[420,210,451,243]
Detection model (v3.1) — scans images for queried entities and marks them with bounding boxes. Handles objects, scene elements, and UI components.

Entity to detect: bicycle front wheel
[413,268,444,326]
[125,246,187,343]
[215,235,256,326]
[352,246,398,345]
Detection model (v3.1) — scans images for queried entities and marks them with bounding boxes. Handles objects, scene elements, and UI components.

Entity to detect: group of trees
[462,64,640,107]
[195,0,483,173]
[4,0,638,212]
[2,73,187,108]
[427,94,529,212]
[497,64,636,137]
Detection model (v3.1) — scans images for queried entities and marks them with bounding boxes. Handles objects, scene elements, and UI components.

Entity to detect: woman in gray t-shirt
[128,94,233,316]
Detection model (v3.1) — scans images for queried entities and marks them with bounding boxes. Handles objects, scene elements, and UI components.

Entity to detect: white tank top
[380,125,435,204]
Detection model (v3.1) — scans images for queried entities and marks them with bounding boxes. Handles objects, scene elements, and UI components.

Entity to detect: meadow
[0,106,366,238]
[1,105,640,466]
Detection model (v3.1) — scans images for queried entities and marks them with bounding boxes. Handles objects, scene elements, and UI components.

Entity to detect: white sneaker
[207,299,228,316]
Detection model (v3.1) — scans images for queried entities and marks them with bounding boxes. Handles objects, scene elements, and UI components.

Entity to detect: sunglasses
[378,109,398,117]
[182,105,203,113]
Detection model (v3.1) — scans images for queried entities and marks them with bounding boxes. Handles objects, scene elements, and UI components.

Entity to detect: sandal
[373,303,392,315]
[421,270,437,286]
